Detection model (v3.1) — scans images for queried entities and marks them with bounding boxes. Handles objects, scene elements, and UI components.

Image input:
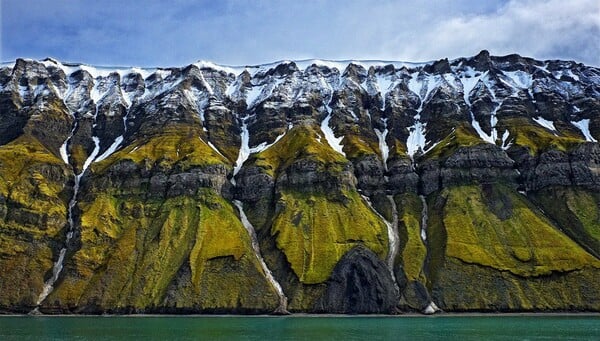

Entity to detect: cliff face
[0,51,599,314]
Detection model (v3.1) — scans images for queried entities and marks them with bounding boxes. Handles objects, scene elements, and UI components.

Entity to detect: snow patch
[405,72,444,158]
[59,138,71,164]
[231,120,288,185]
[501,130,512,150]
[572,119,597,142]
[374,74,394,109]
[424,301,440,314]
[245,84,264,107]
[249,129,286,154]
[82,137,101,172]
[95,136,123,162]
[194,60,244,76]
[294,59,428,73]
[374,125,389,171]
[533,117,556,132]
[361,195,399,289]
[407,122,427,158]
[419,195,428,242]
[566,70,580,82]
[320,112,345,156]
[502,70,533,90]
[207,140,226,158]
[470,117,496,144]
[232,121,250,182]
[36,248,67,306]
[226,78,240,98]
[459,69,486,105]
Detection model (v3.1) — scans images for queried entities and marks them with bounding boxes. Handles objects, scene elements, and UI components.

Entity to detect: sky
[2,0,599,67]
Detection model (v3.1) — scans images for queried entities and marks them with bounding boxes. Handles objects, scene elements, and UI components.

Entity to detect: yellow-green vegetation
[70,144,89,173]
[271,189,388,284]
[531,187,600,258]
[182,191,278,310]
[51,189,277,310]
[252,124,347,177]
[0,135,67,228]
[425,124,486,159]
[189,191,249,286]
[395,193,427,282]
[0,134,69,308]
[341,133,379,160]
[390,138,408,159]
[46,122,276,310]
[423,118,587,160]
[442,184,600,276]
[52,195,200,308]
[564,190,600,241]
[501,118,583,155]
[93,125,229,173]
[437,257,600,311]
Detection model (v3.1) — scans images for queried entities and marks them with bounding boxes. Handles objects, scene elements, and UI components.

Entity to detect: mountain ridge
[0,50,599,314]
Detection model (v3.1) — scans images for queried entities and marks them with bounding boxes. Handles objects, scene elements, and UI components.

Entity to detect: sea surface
[0,314,598,340]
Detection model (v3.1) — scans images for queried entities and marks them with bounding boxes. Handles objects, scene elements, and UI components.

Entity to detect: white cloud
[2,0,599,66]
[384,0,600,65]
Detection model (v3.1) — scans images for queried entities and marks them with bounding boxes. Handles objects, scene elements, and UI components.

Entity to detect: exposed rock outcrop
[1,52,599,314]
[316,246,398,313]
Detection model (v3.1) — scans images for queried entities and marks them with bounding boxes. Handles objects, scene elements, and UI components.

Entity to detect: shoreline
[1,312,599,318]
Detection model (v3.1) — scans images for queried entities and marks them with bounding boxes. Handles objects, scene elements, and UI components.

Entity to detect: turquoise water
[0,315,598,340]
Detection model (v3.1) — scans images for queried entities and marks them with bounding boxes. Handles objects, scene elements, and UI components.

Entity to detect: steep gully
[33,77,130,312]
[419,194,440,314]
[370,115,439,313]
[230,115,289,314]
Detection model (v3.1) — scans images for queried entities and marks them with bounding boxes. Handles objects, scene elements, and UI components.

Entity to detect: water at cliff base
[1,315,598,340]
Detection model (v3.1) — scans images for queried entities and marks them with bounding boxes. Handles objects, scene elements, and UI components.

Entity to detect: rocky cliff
[0,51,599,314]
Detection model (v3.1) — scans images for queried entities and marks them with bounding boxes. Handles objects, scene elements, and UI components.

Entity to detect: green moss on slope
[395,193,427,282]
[341,133,379,160]
[530,187,600,258]
[427,184,600,311]
[93,125,229,173]
[0,135,70,310]
[424,124,485,160]
[442,184,600,276]
[422,118,586,161]
[436,257,600,311]
[252,124,347,177]
[50,190,277,311]
[47,126,274,312]
[271,190,388,284]
[500,118,583,155]
[565,190,600,241]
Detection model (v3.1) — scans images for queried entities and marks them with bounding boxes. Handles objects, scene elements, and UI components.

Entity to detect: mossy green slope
[424,118,585,161]
[0,135,70,310]
[395,193,427,282]
[425,124,486,160]
[443,184,598,275]
[93,125,228,173]
[272,190,388,284]
[428,184,600,311]
[44,126,278,312]
[252,124,347,177]
[245,124,390,310]
[531,187,600,258]
[48,192,277,312]
[500,118,583,154]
